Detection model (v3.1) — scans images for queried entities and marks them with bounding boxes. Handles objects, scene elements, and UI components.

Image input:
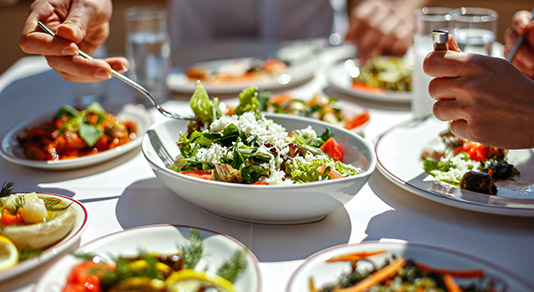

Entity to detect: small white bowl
[142,113,376,224]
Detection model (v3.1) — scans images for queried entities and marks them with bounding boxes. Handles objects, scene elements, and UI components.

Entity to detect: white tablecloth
[1,45,533,292]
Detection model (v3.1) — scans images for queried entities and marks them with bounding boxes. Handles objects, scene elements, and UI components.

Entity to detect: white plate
[34,224,261,292]
[0,104,153,170]
[287,241,531,291]
[327,59,411,104]
[375,117,534,216]
[167,57,317,94]
[0,193,87,282]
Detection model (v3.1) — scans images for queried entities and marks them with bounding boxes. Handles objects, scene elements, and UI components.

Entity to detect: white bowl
[142,113,376,224]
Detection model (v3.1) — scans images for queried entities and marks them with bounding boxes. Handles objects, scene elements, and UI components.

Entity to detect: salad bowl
[142,113,376,224]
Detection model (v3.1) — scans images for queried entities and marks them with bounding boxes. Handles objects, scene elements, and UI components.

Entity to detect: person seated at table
[423,10,534,150]
[345,0,431,57]
[19,0,425,83]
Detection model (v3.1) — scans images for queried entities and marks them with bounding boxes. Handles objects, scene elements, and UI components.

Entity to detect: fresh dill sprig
[18,248,43,261]
[216,249,248,283]
[0,181,14,197]
[180,228,204,269]
[72,252,99,261]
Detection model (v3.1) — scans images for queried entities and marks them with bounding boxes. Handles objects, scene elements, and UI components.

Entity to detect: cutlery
[506,8,534,62]
[37,21,195,120]
[147,129,175,168]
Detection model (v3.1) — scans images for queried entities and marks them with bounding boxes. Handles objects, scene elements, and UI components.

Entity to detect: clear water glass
[124,7,171,107]
[412,7,452,119]
[449,7,498,56]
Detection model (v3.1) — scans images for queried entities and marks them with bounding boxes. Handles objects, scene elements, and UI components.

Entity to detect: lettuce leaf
[235,86,259,115]
[190,81,222,123]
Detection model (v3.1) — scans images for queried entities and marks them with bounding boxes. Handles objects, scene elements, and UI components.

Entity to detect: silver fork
[37,21,195,120]
[147,129,175,167]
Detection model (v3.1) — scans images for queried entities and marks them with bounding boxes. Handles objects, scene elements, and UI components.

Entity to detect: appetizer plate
[142,113,375,224]
[0,193,87,282]
[327,59,411,104]
[34,224,261,292]
[375,116,534,216]
[286,241,531,291]
[167,57,317,94]
[0,104,153,170]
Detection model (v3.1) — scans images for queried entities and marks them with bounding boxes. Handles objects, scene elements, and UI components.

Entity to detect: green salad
[169,82,362,185]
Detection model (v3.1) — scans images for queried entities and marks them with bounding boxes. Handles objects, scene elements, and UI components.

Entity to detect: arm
[424,37,534,149]
[504,10,534,79]
[19,0,128,82]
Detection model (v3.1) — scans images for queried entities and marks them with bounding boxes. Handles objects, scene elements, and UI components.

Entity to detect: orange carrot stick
[327,250,387,262]
[334,257,405,292]
[415,262,485,278]
[309,277,320,292]
[443,274,462,292]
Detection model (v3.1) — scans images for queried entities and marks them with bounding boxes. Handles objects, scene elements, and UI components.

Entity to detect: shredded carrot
[269,94,294,105]
[309,277,320,292]
[415,262,485,278]
[327,250,387,262]
[334,257,405,292]
[351,81,384,94]
[443,273,462,292]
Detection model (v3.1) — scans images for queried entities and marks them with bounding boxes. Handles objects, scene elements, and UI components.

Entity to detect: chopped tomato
[454,142,489,162]
[344,111,370,130]
[63,261,114,292]
[1,209,22,226]
[180,170,213,180]
[320,137,344,162]
[252,181,268,185]
[320,166,343,180]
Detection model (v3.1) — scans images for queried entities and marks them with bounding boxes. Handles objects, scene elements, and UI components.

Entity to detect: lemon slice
[165,269,237,292]
[0,235,18,272]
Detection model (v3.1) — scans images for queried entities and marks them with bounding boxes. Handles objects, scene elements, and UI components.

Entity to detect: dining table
[1,40,533,292]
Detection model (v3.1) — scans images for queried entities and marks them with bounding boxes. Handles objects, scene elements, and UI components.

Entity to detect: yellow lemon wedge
[165,269,238,292]
[0,235,18,272]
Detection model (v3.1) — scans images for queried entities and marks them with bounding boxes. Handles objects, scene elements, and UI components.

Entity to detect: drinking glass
[449,7,498,56]
[412,7,452,119]
[124,7,171,107]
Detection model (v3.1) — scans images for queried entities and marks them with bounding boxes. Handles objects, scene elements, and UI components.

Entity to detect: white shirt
[169,0,335,50]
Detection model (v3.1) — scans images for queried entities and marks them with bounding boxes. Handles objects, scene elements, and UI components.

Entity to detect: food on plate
[257,93,370,131]
[352,56,412,92]
[169,82,363,185]
[18,102,137,161]
[0,182,77,270]
[62,229,247,292]
[185,58,288,84]
[309,250,503,292]
[421,129,519,195]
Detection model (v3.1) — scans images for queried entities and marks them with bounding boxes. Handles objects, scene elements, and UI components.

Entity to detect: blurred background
[0,0,530,75]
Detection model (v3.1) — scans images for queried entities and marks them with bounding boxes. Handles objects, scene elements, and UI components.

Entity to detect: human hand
[424,38,534,149]
[504,10,534,79]
[19,0,128,82]
[346,0,413,57]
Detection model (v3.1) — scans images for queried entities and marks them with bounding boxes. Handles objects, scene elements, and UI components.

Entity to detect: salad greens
[170,82,362,184]
[56,102,107,147]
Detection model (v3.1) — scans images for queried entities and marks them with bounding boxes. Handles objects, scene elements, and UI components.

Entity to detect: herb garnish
[0,181,14,198]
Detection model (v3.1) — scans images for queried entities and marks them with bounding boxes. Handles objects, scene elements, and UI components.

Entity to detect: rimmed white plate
[167,57,317,94]
[34,224,261,292]
[327,59,411,104]
[375,116,534,216]
[0,104,153,170]
[287,241,531,291]
[0,193,87,282]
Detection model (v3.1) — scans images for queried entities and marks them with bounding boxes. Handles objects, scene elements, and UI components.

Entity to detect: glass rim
[414,7,453,22]
[449,7,499,22]
[124,6,167,20]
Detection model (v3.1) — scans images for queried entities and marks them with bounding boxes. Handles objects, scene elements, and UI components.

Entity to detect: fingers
[511,10,533,35]
[46,55,117,82]
[423,50,471,78]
